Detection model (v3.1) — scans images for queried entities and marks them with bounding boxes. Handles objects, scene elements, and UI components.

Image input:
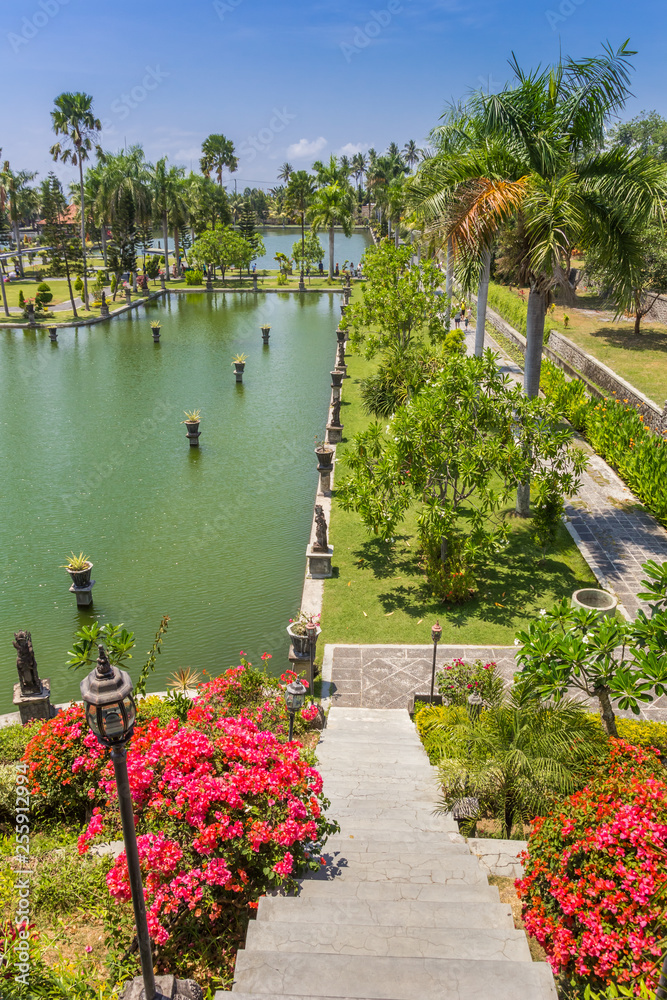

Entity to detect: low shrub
[436,658,505,707]
[0,723,34,764]
[517,739,667,994]
[414,704,470,763]
[184,269,203,285]
[603,715,667,758]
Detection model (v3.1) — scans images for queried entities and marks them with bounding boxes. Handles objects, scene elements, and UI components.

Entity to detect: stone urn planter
[48,327,58,342]
[66,560,93,589]
[151,323,161,342]
[330,369,344,389]
[336,328,346,345]
[315,446,334,471]
[287,622,321,659]
[571,588,618,620]
[233,356,247,383]
[261,324,270,345]
[182,410,201,447]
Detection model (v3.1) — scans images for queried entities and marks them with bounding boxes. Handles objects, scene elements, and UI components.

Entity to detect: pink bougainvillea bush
[21,660,333,988]
[516,739,667,995]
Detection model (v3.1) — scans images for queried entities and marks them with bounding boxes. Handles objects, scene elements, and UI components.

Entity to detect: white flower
[385,425,390,433]
[514,638,520,646]
[539,609,547,617]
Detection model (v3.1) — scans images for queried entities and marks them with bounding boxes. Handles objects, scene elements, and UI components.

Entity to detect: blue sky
[2,0,666,190]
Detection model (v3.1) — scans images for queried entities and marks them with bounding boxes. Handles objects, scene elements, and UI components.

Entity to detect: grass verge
[320,346,596,647]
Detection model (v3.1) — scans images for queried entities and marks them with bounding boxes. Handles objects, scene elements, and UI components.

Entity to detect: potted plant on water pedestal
[181,409,201,447]
[233,353,247,382]
[151,321,161,342]
[62,551,93,588]
[287,611,321,659]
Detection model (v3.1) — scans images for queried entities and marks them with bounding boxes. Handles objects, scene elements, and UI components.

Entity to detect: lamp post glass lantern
[429,621,442,703]
[80,646,157,1000]
[467,691,483,723]
[285,678,307,741]
[305,621,318,697]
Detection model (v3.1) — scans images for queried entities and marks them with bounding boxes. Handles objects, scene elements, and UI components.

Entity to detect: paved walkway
[322,644,667,722]
[220,708,556,1000]
[460,320,667,620]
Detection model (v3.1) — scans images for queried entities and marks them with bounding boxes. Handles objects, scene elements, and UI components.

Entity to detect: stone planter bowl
[67,562,93,588]
[287,623,321,659]
[571,588,618,620]
[315,447,334,471]
[233,362,246,374]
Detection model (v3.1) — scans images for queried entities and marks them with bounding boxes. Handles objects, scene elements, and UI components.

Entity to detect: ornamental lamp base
[306,544,334,579]
[121,973,203,1000]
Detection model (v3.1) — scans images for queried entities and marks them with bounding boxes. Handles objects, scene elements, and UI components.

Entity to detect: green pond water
[0,291,344,714]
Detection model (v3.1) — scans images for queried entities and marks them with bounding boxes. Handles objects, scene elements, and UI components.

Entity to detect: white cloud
[336,142,370,158]
[287,136,327,159]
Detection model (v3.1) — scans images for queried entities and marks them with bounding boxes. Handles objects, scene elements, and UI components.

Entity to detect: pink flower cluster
[517,740,667,992]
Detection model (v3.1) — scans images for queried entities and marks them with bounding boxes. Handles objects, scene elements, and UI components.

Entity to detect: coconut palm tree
[312,154,346,188]
[308,182,355,278]
[339,155,351,179]
[200,133,238,190]
[0,161,37,276]
[351,152,367,193]
[50,92,102,309]
[412,42,667,513]
[93,147,152,268]
[277,162,293,184]
[149,158,185,281]
[403,139,421,170]
[286,171,316,275]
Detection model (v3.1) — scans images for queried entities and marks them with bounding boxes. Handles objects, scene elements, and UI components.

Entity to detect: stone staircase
[215,707,556,1000]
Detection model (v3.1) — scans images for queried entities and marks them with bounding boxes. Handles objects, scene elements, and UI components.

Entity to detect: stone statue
[314,505,328,551]
[13,631,41,695]
[101,290,107,305]
[331,398,341,427]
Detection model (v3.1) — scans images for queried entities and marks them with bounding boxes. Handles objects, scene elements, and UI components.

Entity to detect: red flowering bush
[517,740,667,994]
[435,658,504,707]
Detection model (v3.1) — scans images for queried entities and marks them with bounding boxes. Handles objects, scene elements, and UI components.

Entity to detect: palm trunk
[100,225,108,267]
[394,222,399,249]
[474,248,491,357]
[174,227,180,277]
[162,214,170,280]
[596,686,619,737]
[64,251,78,319]
[445,237,453,327]
[516,284,547,516]
[0,261,9,316]
[13,220,23,276]
[78,157,89,310]
[329,224,334,279]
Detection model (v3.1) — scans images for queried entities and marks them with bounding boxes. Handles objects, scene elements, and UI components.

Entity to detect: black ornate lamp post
[80,647,201,1000]
[305,620,318,697]
[429,621,442,703]
[284,678,307,741]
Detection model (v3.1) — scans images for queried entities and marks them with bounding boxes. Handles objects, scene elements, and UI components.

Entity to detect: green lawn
[320,343,596,648]
[488,281,667,407]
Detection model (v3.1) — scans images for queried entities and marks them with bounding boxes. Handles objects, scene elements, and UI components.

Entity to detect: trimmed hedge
[540,360,667,526]
[487,282,528,336]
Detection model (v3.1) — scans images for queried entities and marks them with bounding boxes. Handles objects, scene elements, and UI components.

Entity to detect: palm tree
[308,182,355,278]
[93,147,152,268]
[351,152,367,193]
[312,154,346,188]
[386,176,407,246]
[149,158,184,281]
[403,139,420,170]
[412,42,667,513]
[50,92,102,309]
[425,697,607,838]
[339,155,351,179]
[387,141,401,159]
[0,161,37,276]
[286,171,315,275]
[200,133,238,190]
[277,162,293,184]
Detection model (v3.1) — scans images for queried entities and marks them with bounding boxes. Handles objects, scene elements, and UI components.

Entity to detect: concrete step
[327,708,413,725]
[310,850,484,883]
[243,921,531,961]
[256,894,515,930]
[333,817,460,837]
[321,835,470,856]
[232,951,558,999]
[294,878,497,903]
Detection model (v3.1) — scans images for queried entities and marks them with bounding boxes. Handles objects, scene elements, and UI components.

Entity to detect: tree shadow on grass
[350,534,416,581]
[588,325,667,355]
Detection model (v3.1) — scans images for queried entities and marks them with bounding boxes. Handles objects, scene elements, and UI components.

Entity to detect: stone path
[322,644,667,722]
[216,708,556,1000]
[462,319,667,620]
